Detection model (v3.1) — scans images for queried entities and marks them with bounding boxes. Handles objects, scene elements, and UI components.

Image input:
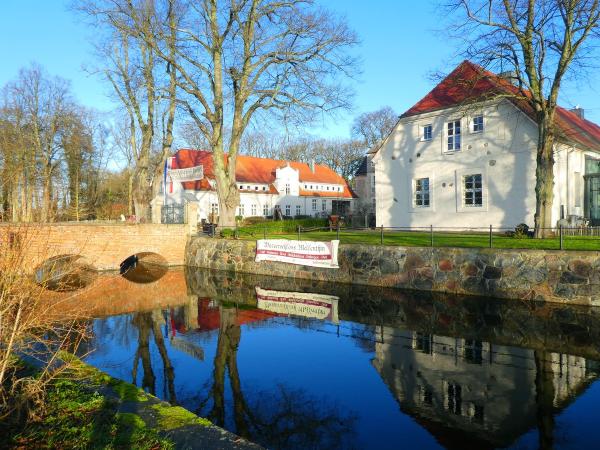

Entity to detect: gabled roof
[171,149,355,198]
[400,60,600,152]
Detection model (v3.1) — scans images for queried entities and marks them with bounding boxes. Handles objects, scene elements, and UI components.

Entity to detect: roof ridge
[397,60,600,152]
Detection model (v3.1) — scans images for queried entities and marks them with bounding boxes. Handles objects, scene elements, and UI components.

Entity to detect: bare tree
[449,0,600,237]
[0,66,110,223]
[310,138,365,181]
[78,0,178,221]
[105,0,358,226]
[351,106,398,150]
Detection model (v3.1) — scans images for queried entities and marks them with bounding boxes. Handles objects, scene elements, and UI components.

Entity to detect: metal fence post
[489,224,493,248]
[380,225,384,245]
[430,225,434,247]
[560,225,564,250]
[336,223,340,240]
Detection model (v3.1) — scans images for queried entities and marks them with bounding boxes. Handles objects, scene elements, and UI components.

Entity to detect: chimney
[310,160,315,173]
[571,106,585,119]
[498,70,519,86]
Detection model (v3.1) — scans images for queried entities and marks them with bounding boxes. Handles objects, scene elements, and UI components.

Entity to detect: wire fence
[205,223,600,251]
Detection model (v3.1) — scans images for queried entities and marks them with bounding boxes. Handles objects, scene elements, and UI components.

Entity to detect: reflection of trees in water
[131,311,176,404]
[201,307,358,450]
[348,323,377,353]
[246,384,358,450]
[535,350,556,450]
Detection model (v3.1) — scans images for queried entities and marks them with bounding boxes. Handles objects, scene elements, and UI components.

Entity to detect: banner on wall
[168,165,204,182]
[255,287,339,323]
[255,239,339,269]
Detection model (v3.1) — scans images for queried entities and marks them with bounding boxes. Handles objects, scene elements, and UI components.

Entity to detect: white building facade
[158,149,355,223]
[373,61,600,230]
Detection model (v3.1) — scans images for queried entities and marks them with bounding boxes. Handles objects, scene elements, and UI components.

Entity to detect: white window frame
[409,173,435,212]
[421,124,433,141]
[295,205,301,216]
[456,168,488,212]
[285,183,290,195]
[463,174,483,207]
[312,198,317,211]
[238,204,245,216]
[471,114,484,133]
[322,199,327,211]
[446,119,462,152]
[251,204,257,216]
[285,205,291,216]
[413,177,431,208]
[263,204,269,216]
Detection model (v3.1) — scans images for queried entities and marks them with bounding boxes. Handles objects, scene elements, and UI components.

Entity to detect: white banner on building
[255,239,339,268]
[255,287,339,323]
[168,165,204,182]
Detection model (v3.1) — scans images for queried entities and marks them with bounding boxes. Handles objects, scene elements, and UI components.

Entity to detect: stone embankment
[186,237,600,305]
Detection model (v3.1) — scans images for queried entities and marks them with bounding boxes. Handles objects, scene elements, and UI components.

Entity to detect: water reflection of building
[168,297,280,335]
[372,327,599,449]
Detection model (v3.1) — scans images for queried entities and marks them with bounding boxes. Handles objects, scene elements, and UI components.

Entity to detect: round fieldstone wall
[185,236,600,306]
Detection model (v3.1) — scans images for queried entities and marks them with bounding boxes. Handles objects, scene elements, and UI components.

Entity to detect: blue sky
[1,0,599,138]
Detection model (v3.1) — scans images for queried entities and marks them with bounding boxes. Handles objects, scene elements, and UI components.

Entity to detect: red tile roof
[171,149,355,198]
[400,60,600,152]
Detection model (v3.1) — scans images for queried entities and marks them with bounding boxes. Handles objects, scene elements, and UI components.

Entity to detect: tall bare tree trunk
[534,117,556,238]
[127,171,133,216]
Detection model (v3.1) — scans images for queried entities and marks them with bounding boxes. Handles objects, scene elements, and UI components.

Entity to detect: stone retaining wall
[185,236,600,306]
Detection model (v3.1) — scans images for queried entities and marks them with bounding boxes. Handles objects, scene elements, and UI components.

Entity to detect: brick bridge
[1,223,192,271]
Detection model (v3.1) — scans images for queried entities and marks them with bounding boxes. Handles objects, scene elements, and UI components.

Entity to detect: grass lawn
[2,357,174,450]
[5,377,173,450]
[231,228,600,251]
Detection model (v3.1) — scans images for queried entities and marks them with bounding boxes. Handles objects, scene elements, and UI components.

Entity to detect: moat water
[74,266,600,449]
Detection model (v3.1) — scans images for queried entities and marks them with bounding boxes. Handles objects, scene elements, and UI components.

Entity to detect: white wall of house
[159,161,351,222]
[551,143,594,223]
[373,99,591,230]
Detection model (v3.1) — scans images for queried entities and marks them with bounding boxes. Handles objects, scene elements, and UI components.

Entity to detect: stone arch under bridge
[0,223,191,272]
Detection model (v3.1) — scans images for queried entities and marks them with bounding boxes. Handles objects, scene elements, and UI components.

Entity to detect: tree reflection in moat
[131,311,176,404]
[199,306,357,450]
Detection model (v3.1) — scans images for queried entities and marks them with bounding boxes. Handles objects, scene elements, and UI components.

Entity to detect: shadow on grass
[5,378,170,450]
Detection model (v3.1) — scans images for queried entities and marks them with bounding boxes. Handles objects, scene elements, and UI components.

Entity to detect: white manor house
[373,61,600,230]
[157,149,355,223]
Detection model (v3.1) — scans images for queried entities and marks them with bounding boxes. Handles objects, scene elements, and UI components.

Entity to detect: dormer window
[255,186,258,190]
